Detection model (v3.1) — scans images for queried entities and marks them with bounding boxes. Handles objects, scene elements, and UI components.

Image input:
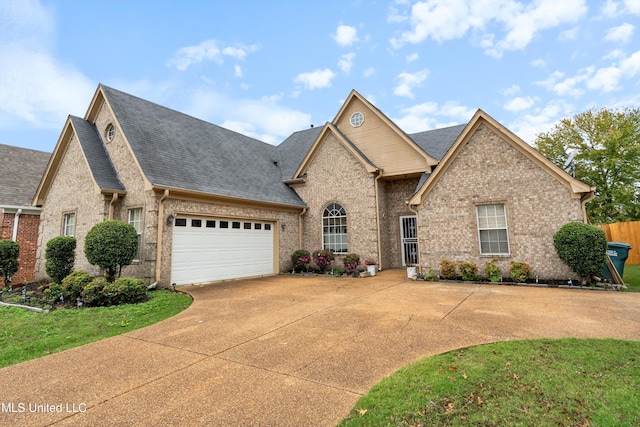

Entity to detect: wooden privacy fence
[598,221,640,265]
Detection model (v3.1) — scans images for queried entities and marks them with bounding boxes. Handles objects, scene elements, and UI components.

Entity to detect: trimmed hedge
[554,222,607,282]
[61,270,94,301]
[45,236,76,284]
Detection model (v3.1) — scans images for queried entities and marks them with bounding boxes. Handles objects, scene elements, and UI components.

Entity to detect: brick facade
[1,212,40,286]
[292,132,379,265]
[417,123,583,279]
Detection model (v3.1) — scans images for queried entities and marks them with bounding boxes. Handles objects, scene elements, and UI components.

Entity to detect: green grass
[622,264,640,292]
[0,290,191,368]
[339,339,640,427]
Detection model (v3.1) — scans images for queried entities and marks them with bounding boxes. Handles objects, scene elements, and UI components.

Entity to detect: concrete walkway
[1,270,639,426]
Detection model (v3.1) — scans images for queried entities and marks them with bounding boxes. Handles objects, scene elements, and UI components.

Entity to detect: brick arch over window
[322,203,347,253]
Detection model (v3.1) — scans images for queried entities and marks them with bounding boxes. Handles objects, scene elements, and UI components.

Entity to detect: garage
[171,216,275,285]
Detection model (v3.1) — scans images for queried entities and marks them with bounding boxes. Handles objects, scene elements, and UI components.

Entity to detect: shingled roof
[101,85,305,207]
[409,124,466,160]
[0,144,50,207]
[69,116,125,193]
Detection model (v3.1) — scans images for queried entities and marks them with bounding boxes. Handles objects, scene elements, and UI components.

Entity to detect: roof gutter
[580,187,596,223]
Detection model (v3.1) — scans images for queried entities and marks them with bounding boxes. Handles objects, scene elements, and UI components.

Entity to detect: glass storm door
[400,215,418,266]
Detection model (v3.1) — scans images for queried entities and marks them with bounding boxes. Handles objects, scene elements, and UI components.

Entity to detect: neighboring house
[0,144,51,286]
[33,85,594,286]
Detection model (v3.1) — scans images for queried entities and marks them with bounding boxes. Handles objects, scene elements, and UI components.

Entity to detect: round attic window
[105,124,115,142]
[350,112,364,127]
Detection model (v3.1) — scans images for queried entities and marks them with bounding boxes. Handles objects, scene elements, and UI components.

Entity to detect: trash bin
[603,242,632,279]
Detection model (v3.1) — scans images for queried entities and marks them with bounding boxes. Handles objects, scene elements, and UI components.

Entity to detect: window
[264,223,271,231]
[175,218,187,227]
[476,204,510,255]
[105,124,115,142]
[220,221,229,228]
[244,222,252,230]
[232,221,241,229]
[322,203,347,253]
[206,220,216,228]
[350,112,364,127]
[254,223,262,230]
[128,208,143,259]
[191,219,202,227]
[63,212,75,236]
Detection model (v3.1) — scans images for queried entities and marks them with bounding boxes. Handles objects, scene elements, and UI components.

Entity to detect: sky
[1,0,639,154]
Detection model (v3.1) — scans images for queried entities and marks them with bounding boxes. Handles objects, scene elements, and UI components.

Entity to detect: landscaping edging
[0,300,50,313]
[427,279,622,291]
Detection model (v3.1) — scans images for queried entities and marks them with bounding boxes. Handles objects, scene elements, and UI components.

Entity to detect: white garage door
[171,216,275,285]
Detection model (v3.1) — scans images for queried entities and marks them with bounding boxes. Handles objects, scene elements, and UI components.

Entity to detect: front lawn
[0,290,191,368]
[623,264,640,292]
[340,338,639,427]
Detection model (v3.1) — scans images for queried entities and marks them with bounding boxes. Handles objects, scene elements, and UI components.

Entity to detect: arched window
[322,203,347,253]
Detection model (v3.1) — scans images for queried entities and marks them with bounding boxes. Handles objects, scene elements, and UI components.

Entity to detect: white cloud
[338,53,356,74]
[504,96,538,112]
[332,25,359,46]
[587,66,623,92]
[605,23,634,43]
[390,0,587,58]
[187,91,311,144]
[363,67,376,77]
[234,65,243,78]
[0,0,95,129]
[294,69,336,90]
[507,100,574,144]
[620,50,640,76]
[406,52,419,62]
[624,0,640,14]
[393,69,429,98]
[167,40,257,71]
[501,85,520,96]
[601,0,620,18]
[530,58,547,68]
[392,100,473,133]
[558,27,578,41]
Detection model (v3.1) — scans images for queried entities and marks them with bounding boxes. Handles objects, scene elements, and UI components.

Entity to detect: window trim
[128,207,143,260]
[476,203,510,255]
[63,212,76,237]
[322,202,347,254]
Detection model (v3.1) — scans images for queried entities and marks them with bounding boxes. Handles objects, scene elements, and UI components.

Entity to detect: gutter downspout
[298,207,307,249]
[11,208,22,242]
[407,202,421,274]
[374,170,383,271]
[155,189,170,285]
[581,188,596,223]
[108,193,119,220]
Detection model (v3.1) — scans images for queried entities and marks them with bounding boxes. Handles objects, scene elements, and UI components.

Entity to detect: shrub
[343,253,360,277]
[291,250,311,273]
[43,283,63,302]
[458,261,479,281]
[440,259,457,279]
[0,239,20,287]
[312,249,335,273]
[61,270,94,301]
[103,278,148,306]
[484,258,502,282]
[554,222,607,283]
[84,220,138,282]
[510,261,531,283]
[81,278,109,307]
[45,236,76,284]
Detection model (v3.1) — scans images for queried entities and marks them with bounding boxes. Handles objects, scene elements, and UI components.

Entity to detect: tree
[45,236,76,284]
[535,108,640,223]
[0,240,20,287]
[84,220,138,282]
[553,222,607,284]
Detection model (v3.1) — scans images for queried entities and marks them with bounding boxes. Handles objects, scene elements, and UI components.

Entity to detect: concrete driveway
[1,270,639,426]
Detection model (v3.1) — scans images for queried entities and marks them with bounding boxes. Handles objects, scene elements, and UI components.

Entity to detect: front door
[400,215,418,266]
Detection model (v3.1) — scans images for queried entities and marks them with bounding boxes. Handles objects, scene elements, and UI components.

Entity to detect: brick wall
[1,212,40,286]
[292,132,379,265]
[417,123,583,279]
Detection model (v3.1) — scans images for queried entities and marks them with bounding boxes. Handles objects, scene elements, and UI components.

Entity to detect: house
[0,144,51,286]
[32,84,594,286]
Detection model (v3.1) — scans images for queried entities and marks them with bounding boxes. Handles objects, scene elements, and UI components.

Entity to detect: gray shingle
[409,124,466,160]
[69,116,125,192]
[0,144,50,207]
[276,126,322,180]
[101,85,305,207]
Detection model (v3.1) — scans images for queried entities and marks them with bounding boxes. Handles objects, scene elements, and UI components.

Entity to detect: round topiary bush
[553,222,607,283]
[84,220,138,282]
[0,239,20,287]
[45,236,76,284]
[81,278,109,307]
[61,270,94,301]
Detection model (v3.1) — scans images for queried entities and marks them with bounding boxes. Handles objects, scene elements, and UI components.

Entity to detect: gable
[333,91,437,177]
[409,110,594,206]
